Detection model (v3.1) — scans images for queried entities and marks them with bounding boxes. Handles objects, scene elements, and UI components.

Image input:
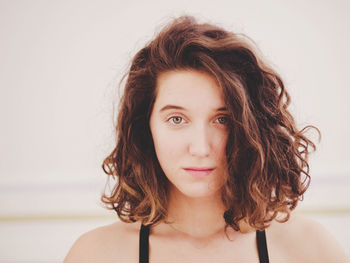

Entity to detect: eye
[168,116,185,125]
[216,116,229,125]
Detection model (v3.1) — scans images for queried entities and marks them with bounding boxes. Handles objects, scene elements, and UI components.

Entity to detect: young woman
[64,16,349,263]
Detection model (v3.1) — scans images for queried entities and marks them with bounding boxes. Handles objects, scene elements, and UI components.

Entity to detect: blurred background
[0,0,349,262]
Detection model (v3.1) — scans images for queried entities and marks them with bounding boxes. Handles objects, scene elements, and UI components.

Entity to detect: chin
[172,183,222,199]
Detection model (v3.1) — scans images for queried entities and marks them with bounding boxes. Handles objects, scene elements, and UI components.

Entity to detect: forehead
[154,70,226,109]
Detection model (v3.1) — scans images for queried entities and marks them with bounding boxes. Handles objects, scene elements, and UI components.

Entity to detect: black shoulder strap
[139,224,150,263]
[140,224,269,263]
[256,230,269,263]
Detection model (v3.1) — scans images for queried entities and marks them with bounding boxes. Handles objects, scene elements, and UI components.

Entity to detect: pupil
[174,117,181,123]
[219,117,226,124]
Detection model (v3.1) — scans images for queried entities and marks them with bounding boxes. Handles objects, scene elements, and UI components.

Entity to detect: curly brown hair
[101,15,320,232]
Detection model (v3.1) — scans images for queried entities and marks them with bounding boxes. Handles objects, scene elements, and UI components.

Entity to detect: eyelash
[166,115,229,126]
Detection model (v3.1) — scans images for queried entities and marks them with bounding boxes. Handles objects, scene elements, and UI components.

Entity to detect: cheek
[152,128,185,166]
[213,132,228,158]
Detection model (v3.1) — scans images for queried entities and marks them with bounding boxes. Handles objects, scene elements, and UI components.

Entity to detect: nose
[188,123,211,157]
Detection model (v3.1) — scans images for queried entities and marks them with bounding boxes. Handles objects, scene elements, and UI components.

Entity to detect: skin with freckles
[148,69,236,241]
[149,69,230,200]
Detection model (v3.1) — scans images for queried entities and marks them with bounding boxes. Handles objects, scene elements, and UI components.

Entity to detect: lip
[183,167,215,178]
[183,167,216,171]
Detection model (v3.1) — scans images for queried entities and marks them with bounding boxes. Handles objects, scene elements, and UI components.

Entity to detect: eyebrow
[159,104,228,113]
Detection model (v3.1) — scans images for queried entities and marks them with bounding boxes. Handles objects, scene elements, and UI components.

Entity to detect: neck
[164,185,229,239]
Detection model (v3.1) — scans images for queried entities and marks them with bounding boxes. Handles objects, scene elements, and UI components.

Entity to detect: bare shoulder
[63,220,141,263]
[266,213,349,263]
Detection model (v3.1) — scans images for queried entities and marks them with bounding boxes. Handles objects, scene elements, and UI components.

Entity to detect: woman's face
[149,69,230,198]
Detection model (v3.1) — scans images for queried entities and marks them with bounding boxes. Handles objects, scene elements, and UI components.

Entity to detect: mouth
[183,167,216,171]
[183,167,215,178]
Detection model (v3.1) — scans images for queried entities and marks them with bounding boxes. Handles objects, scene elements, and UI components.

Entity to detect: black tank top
[139,224,270,263]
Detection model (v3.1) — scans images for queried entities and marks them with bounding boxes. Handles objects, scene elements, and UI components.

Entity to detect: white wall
[0,0,349,262]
